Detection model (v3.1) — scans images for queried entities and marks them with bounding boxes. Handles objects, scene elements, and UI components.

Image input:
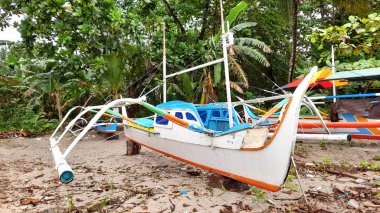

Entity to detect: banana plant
[203,1,271,103]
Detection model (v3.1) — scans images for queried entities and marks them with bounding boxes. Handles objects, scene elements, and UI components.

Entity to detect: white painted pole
[220,0,233,128]
[268,133,351,142]
[331,46,336,103]
[163,23,167,103]
[166,58,224,78]
[304,97,331,134]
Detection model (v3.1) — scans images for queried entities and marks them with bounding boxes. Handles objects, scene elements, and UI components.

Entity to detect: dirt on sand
[0,132,379,212]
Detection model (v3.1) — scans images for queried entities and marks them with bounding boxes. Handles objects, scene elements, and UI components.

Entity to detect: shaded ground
[0,132,379,212]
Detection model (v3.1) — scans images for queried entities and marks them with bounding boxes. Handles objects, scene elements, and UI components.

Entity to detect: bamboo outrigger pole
[220,0,234,128]
[331,46,336,103]
[163,23,167,103]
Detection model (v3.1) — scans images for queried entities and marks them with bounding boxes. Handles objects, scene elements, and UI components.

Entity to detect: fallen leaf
[237,201,252,211]
[186,170,201,176]
[183,203,191,207]
[20,198,43,206]
[219,205,232,213]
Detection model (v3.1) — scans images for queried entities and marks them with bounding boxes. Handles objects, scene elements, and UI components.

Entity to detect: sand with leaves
[0,132,379,212]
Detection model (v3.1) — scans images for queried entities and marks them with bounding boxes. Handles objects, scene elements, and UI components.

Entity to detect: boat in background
[266,67,380,140]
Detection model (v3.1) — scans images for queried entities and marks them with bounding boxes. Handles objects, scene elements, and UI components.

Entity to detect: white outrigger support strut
[49,97,146,183]
[303,96,331,134]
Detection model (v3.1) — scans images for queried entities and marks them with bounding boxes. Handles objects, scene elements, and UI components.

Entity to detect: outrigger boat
[49,10,323,191]
[248,47,380,140]
[268,67,380,140]
[49,66,318,191]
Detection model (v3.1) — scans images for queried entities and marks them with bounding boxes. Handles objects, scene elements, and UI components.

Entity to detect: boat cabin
[154,101,240,131]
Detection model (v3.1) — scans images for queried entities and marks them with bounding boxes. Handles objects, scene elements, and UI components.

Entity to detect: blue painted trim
[342,113,372,135]
[244,105,260,119]
[324,93,378,99]
[95,122,117,132]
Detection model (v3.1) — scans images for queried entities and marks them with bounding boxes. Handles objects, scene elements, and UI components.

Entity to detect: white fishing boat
[49,32,318,192]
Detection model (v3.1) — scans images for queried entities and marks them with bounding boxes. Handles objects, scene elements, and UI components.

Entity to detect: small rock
[355,178,366,184]
[317,186,333,194]
[306,174,314,178]
[347,199,359,209]
[305,162,316,168]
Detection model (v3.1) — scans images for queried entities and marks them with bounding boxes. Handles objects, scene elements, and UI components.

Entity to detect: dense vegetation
[0,0,379,134]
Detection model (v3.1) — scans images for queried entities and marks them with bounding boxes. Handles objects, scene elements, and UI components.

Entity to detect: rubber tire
[126,140,141,155]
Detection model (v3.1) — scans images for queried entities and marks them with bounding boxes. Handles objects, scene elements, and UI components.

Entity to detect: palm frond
[230,22,257,33]
[228,55,248,88]
[181,73,193,95]
[234,45,270,67]
[213,63,222,85]
[167,83,185,97]
[229,81,244,94]
[235,37,272,53]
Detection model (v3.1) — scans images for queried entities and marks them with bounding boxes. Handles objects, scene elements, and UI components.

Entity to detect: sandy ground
[0,131,379,213]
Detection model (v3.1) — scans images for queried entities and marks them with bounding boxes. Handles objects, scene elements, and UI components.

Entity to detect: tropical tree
[277,0,376,82]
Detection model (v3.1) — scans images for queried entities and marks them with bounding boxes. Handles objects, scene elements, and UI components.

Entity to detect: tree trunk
[287,0,299,83]
[55,90,63,122]
[198,0,211,40]
[162,0,186,34]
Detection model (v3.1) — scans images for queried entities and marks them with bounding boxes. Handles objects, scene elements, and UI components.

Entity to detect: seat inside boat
[196,103,240,131]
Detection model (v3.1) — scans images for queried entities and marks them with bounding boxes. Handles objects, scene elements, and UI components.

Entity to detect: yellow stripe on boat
[127,123,156,133]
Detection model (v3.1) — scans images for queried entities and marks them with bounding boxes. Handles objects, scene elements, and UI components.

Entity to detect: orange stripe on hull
[297,122,380,129]
[125,136,281,192]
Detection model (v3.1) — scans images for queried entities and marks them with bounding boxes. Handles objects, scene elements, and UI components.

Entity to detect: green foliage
[308,13,380,66]
[0,103,58,134]
[320,141,327,150]
[373,155,380,161]
[100,197,109,207]
[1,0,379,135]
[225,1,248,30]
[284,169,299,192]
[359,161,370,166]
[359,161,379,171]
[286,174,295,182]
[321,156,332,165]
[66,194,75,212]
[250,187,266,202]
[283,182,300,192]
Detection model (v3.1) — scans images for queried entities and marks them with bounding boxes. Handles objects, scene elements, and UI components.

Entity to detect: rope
[125,62,163,91]
[291,156,311,208]
[240,54,287,94]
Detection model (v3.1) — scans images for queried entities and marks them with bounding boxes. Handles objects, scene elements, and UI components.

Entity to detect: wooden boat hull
[124,126,290,192]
